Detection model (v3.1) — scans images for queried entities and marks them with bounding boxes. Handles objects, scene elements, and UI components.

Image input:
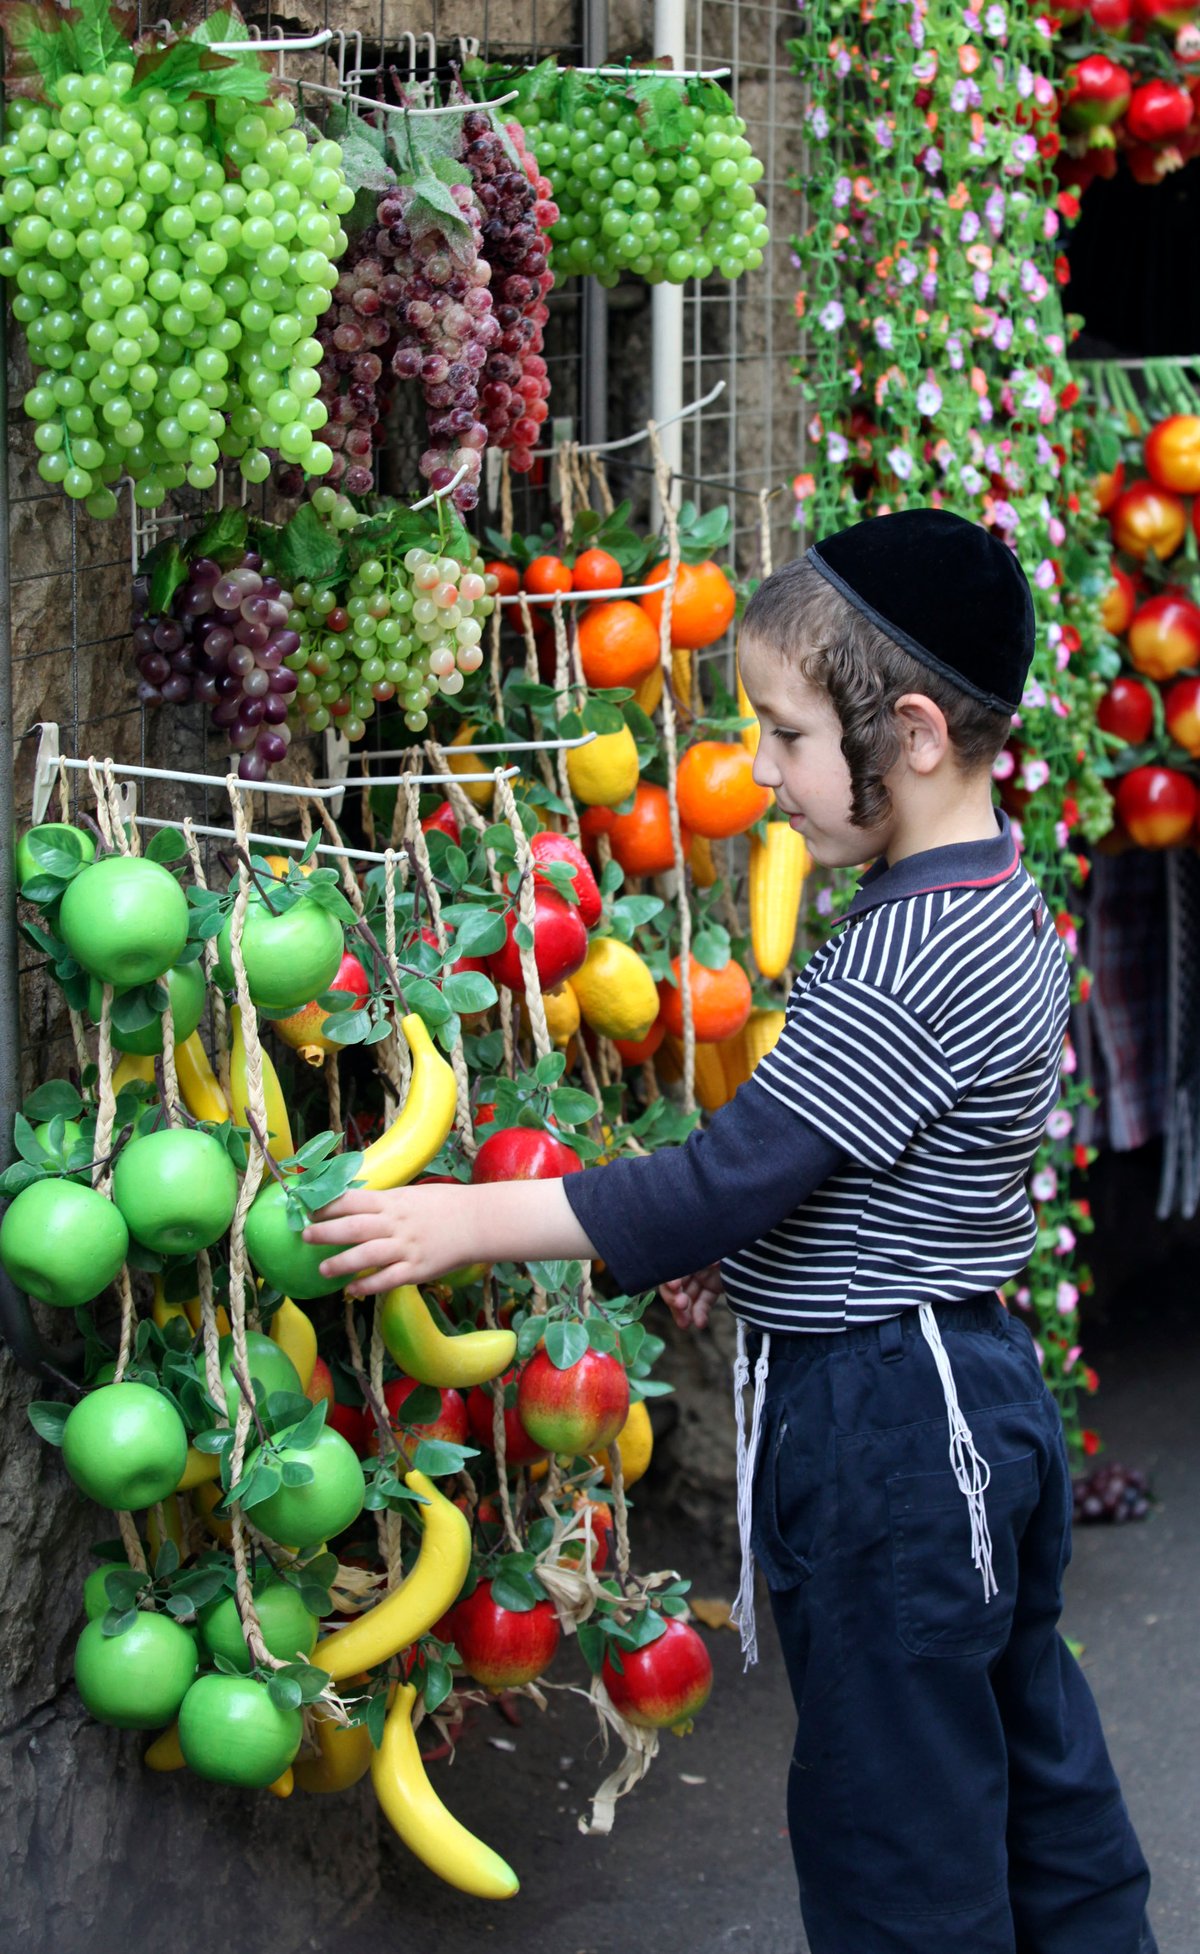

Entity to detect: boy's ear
[893,692,950,774]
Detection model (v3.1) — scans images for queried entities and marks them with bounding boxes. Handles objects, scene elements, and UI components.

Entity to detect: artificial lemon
[568,936,659,1042]
[565,726,640,808]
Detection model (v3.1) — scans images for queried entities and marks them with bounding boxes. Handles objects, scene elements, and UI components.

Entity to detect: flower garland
[788,0,1119,1454]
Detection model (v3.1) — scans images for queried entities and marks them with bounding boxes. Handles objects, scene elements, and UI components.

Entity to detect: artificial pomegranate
[269,950,370,1065]
[517,1348,630,1455]
[440,1578,560,1689]
[601,1617,714,1732]
[369,1376,469,1455]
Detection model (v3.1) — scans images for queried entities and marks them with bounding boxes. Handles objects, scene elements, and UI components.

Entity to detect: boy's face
[739,634,894,869]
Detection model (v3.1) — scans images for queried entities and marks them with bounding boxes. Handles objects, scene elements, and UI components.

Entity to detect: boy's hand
[658,1264,722,1332]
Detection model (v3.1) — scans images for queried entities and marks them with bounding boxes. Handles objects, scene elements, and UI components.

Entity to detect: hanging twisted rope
[494,770,552,1062]
[402,780,475,1152]
[647,425,696,1115]
[182,817,231,1105]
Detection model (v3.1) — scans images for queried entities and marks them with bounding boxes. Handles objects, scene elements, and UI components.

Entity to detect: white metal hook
[529,380,728,460]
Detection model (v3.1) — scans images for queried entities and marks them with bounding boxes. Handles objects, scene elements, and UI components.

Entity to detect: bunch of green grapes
[516,86,769,286]
[286,488,497,740]
[0,63,355,513]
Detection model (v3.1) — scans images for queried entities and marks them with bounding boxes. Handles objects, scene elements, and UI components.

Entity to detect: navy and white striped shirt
[565,809,1071,1332]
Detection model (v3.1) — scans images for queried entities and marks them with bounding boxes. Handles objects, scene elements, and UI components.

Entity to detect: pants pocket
[889,1450,1038,1658]
[751,1412,814,1592]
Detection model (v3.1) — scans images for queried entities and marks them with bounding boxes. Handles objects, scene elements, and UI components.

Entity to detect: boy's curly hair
[741,557,1015,831]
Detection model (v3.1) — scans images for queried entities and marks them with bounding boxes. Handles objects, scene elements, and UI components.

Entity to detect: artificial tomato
[1114,765,1197,849]
[1097,675,1155,746]
[1110,481,1187,561]
[1101,562,1137,635]
[1145,415,1200,495]
[1127,593,1200,680]
[1164,677,1200,756]
[1126,78,1195,142]
[1062,56,1133,131]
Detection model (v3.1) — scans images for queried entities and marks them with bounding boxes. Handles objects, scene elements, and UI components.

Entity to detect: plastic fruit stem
[219,846,281,917]
[344,1295,415,1472]
[352,915,410,1015]
[229,1358,271,1449]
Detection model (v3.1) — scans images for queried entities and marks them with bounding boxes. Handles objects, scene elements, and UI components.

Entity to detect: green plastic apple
[214,893,344,1015]
[0,1177,128,1308]
[244,1179,344,1299]
[58,855,190,987]
[251,1425,366,1552]
[74,1612,198,1729]
[217,1329,301,1424]
[61,1381,189,1508]
[178,1673,303,1787]
[87,959,207,1056]
[15,822,95,893]
[112,1128,238,1255]
[82,1562,131,1621]
[199,1577,319,1673]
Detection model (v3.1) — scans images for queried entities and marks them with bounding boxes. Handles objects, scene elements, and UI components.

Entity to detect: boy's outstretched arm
[303,1178,597,1297]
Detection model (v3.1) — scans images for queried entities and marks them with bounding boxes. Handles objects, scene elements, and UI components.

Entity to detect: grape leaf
[128,41,272,104]
[191,9,247,46]
[188,505,248,565]
[0,1,80,92]
[274,502,346,587]
[141,538,189,616]
[72,0,133,76]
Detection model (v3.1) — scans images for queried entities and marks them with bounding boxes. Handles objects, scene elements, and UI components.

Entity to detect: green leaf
[619,1321,646,1370]
[143,538,189,616]
[488,1569,541,1613]
[129,41,272,104]
[544,1318,590,1371]
[585,1317,619,1355]
[280,1459,316,1488]
[534,1050,566,1085]
[267,1673,304,1713]
[109,985,162,1036]
[153,1537,180,1581]
[448,908,508,960]
[576,1618,606,1675]
[422,1658,454,1713]
[27,1399,69,1446]
[411,1438,480,1477]
[515,1316,545,1361]
[273,503,346,588]
[440,969,497,1014]
[546,1088,598,1127]
[72,0,133,79]
[26,832,90,880]
[146,827,186,865]
[526,1258,575,1294]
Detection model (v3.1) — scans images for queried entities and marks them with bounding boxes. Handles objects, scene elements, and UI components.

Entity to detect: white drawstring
[918,1303,997,1602]
[731,1318,771,1669]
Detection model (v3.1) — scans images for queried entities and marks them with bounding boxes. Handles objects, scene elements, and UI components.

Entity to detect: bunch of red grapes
[133,552,301,782]
[294,225,400,499]
[1072,1461,1151,1525]
[463,111,556,472]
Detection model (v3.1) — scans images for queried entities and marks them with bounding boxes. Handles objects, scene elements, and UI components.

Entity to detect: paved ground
[316,1273,1200,1954]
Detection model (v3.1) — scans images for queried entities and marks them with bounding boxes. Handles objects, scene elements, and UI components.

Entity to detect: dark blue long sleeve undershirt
[562,1077,847,1296]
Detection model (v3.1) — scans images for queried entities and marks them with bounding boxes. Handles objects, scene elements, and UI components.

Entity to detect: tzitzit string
[919,1306,997,1603]
[647,424,696,1115]
[730,1318,772,1669]
[402,780,474,1151]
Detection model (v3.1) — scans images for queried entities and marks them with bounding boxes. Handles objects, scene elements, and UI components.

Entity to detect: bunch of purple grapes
[1072,1462,1151,1525]
[133,553,302,782]
[296,225,400,499]
[463,111,554,471]
[379,178,499,512]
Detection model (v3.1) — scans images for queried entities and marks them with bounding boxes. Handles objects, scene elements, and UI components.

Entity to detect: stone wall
[1,7,806,1944]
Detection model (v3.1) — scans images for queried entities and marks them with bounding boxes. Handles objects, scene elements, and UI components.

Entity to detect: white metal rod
[133,815,433,869]
[568,65,730,78]
[496,577,676,604]
[410,460,471,509]
[530,379,725,459]
[207,29,334,53]
[284,80,519,118]
[338,732,597,767]
[53,755,515,795]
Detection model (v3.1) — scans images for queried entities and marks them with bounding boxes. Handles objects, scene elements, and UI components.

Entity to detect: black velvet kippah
[807,508,1034,716]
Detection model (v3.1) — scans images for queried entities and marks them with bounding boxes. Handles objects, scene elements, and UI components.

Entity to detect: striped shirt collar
[843,807,1019,921]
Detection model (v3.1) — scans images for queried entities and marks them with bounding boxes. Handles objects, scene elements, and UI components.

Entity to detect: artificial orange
[600,782,691,878]
[485,560,520,598]
[577,599,661,689]
[524,554,572,596]
[675,741,771,839]
[572,548,623,593]
[640,559,737,650]
[657,953,753,1043]
[612,1020,666,1067]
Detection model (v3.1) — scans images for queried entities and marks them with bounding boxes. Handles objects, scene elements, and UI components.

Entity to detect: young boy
[305,509,1156,1954]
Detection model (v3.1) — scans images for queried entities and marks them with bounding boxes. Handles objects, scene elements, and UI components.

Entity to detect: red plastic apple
[517,1348,630,1455]
[471,1126,582,1183]
[370,1376,468,1455]
[487,885,589,994]
[441,1578,560,1689]
[529,832,603,927]
[601,1617,714,1731]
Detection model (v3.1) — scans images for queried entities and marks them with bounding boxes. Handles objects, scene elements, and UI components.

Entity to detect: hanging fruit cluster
[1055,4,1200,194]
[0,5,358,512]
[1078,374,1200,849]
[477,60,770,286]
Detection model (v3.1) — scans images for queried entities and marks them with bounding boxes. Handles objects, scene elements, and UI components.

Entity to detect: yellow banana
[380,1285,515,1391]
[743,1007,787,1074]
[268,1297,317,1392]
[662,1036,734,1112]
[176,1446,219,1492]
[293,1709,375,1794]
[446,722,495,806]
[370,1682,519,1900]
[737,665,760,756]
[230,1007,295,1160]
[147,1496,183,1559]
[175,1033,231,1125]
[688,834,719,889]
[314,1470,469,1683]
[192,1479,232,1546]
[358,1014,457,1192]
[151,1274,230,1340]
[267,1767,294,1799]
[749,823,809,980]
[113,1051,156,1095]
[144,1723,186,1772]
[633,660,664,717]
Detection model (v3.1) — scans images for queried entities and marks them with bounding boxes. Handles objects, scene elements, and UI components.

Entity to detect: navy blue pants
[749,1299,1156,1954]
